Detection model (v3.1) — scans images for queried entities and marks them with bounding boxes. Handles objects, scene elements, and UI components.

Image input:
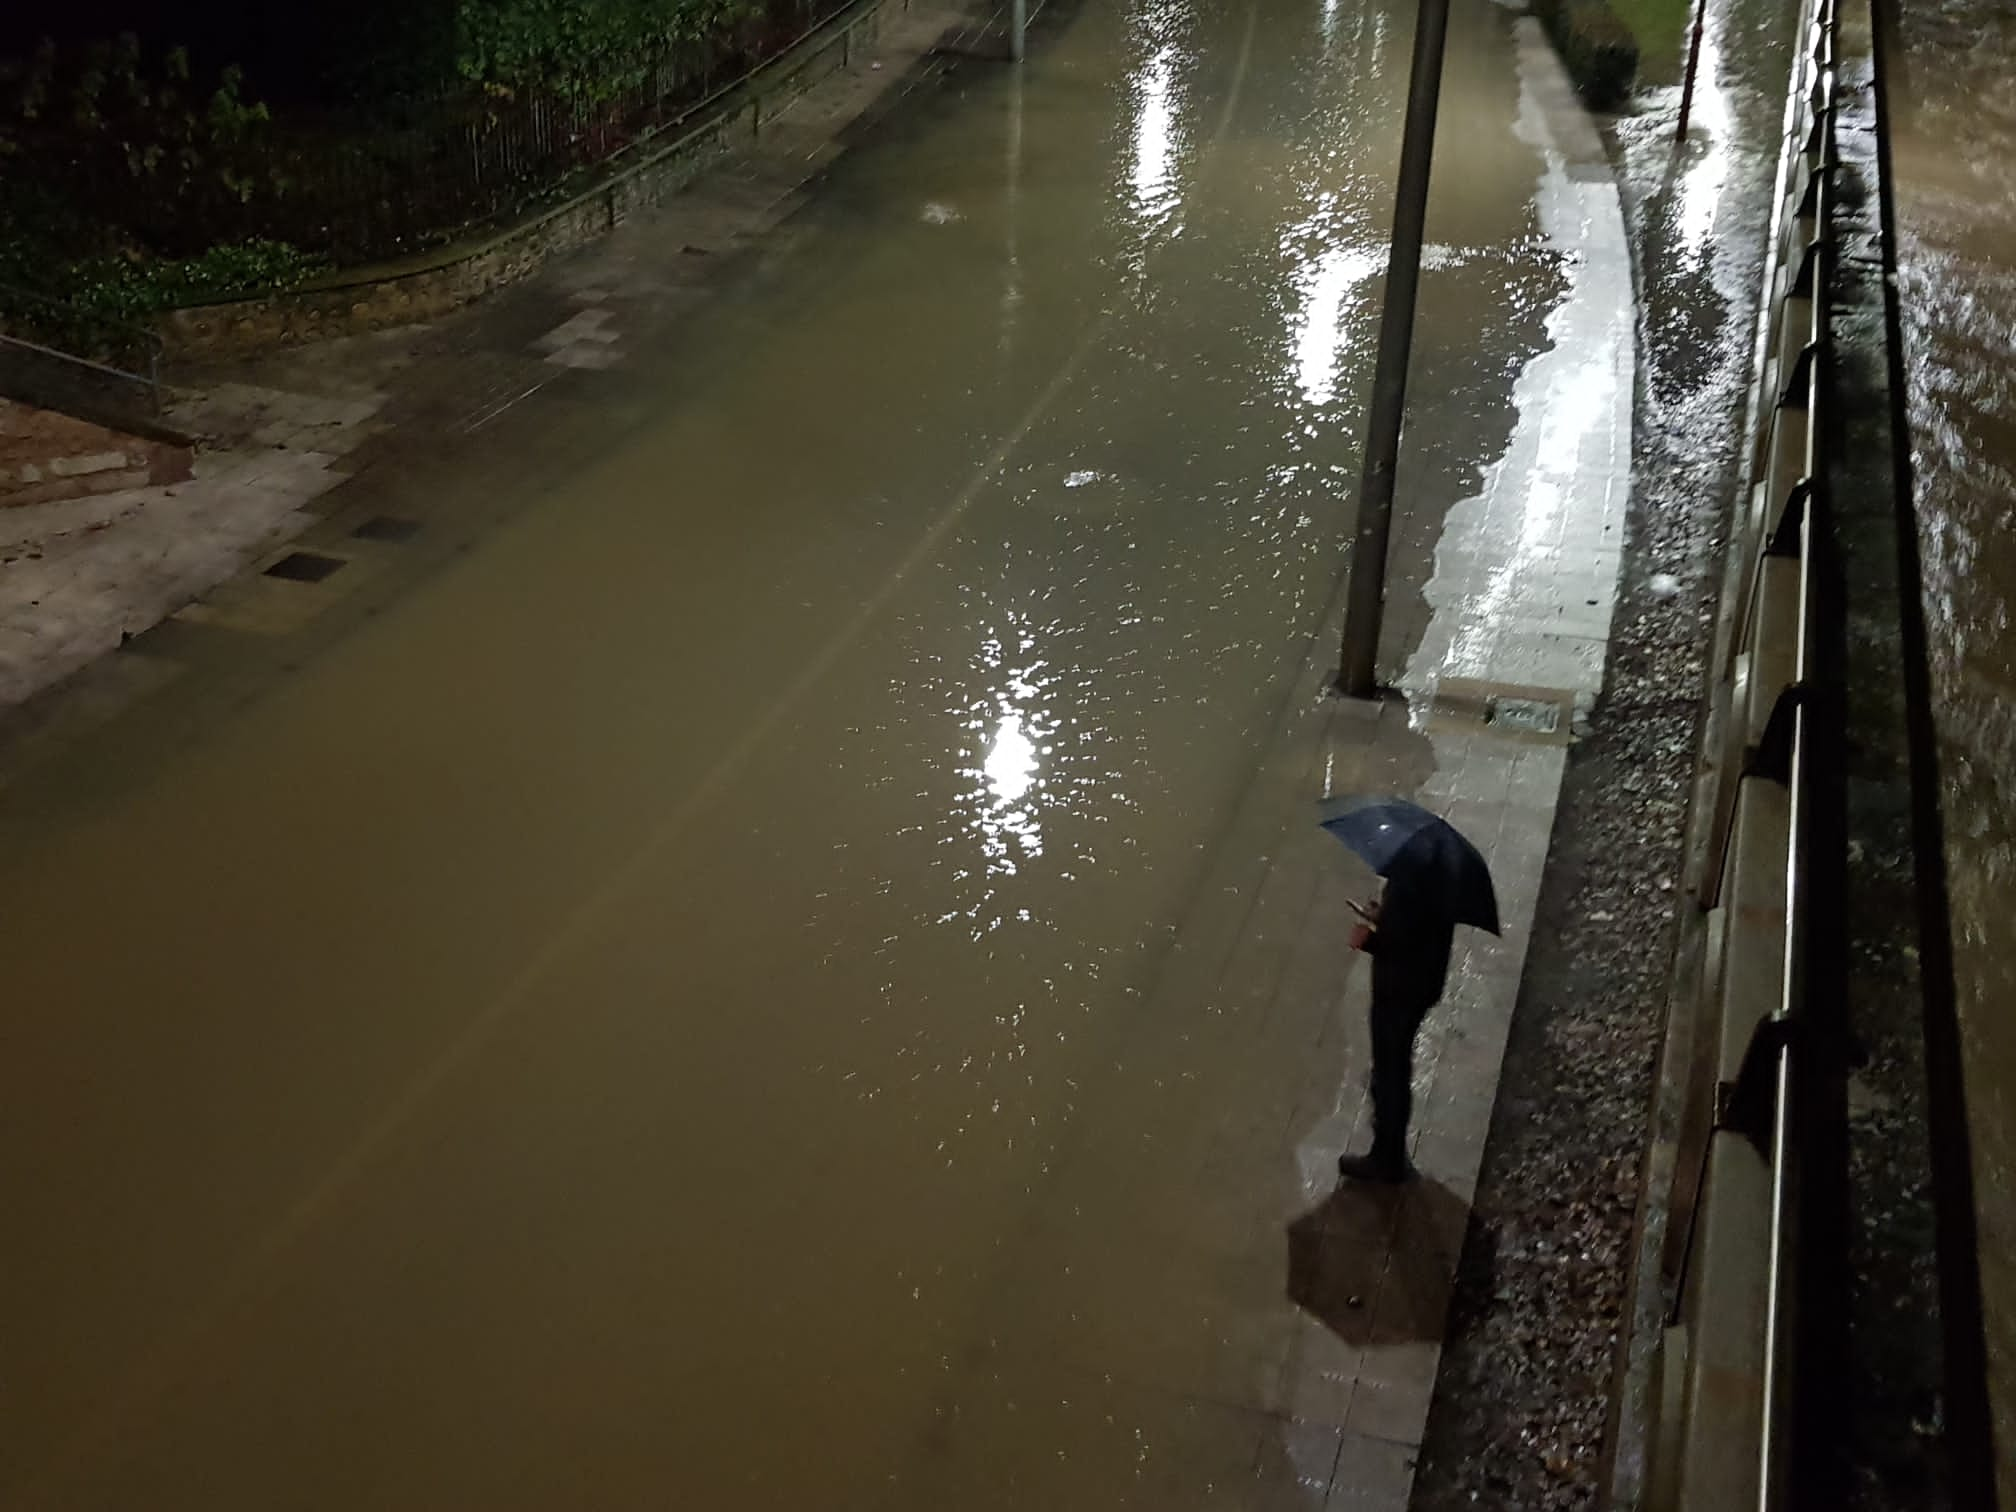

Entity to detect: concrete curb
[156,0,902,360]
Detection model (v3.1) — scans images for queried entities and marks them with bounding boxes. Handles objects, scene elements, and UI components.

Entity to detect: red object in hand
[1347,898,1380,953]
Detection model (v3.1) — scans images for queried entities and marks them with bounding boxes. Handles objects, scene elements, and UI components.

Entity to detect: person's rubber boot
[1337,1149,1413,1184]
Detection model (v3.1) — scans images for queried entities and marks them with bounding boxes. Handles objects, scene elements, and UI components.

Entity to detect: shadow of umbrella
[1285,1175,1469,1345]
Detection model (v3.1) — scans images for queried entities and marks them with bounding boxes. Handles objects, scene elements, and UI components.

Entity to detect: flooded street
[0,0,1566,1504]
[1887,0,2016,1491]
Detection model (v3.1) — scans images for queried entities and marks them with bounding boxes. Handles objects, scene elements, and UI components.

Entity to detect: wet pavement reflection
[0,0,1559,1503]
[1888,0,2016,1486]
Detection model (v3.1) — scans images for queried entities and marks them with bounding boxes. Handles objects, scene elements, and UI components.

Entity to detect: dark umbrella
[1316,795,1501,935]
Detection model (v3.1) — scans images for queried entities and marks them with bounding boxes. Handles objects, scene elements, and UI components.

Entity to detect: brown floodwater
[1886,0,2016,1492]
[0,0,1562,1503]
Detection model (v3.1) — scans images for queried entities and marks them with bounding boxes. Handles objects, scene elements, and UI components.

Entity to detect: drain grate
[264,551,347,583]
[350,514,422,544]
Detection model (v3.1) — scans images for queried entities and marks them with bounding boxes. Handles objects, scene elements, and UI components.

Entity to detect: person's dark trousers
[1367,955,1441,1173]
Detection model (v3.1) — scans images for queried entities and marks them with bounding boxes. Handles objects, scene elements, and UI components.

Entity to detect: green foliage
[1531,0,1641,110]
[50,241,321,323]
[1,34,282,210]
[1603,0,1693,83]
[0,232,320,362]
[0,0,819,275]
[454,0,758,99]
[1,234,320,321]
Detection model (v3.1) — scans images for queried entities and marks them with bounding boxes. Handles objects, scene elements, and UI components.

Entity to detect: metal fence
[0,280,163,417]
[1643,0,1844,1503]
[12,0,847,265]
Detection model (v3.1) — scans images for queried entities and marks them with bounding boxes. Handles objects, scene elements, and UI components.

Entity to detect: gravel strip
[1407,3,1795,1502]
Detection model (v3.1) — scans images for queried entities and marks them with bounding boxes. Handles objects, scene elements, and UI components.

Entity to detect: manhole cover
[264,551,347,583]
[350,514,422,544]
[1487,696,1562,736]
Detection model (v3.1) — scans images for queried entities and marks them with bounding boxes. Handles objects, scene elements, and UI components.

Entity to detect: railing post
[1676,0,1708,140]
[1645,0,1849,1500]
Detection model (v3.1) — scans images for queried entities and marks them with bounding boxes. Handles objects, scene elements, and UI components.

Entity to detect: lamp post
[1337,0,1453,698]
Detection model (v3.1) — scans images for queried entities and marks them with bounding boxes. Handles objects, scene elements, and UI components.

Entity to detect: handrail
[1761,5,1836,1497]
[0,281,165,415]
[1647,0,1842,1502]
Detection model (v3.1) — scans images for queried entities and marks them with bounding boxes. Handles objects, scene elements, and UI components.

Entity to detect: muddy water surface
[1889,0,2016,1491]
[0,0,1560,1504]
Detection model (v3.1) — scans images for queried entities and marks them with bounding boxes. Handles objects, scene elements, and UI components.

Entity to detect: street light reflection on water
[984,713,1042,807]
[1291,238,1382,405]
[1672,9,1730,266]
[1890,0,2016,1477]
[1128,45,1183,228]
[965,627,1057,886]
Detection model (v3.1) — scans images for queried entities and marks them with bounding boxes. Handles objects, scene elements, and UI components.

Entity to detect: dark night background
[0,1,456,103]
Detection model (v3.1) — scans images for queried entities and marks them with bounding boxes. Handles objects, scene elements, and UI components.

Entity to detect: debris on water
[1064,470,1102,488]
[1647,571,1682,599]
[921,202,959,224]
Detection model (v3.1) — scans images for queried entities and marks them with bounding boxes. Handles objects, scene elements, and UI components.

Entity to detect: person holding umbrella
[1318,796,1500,1184]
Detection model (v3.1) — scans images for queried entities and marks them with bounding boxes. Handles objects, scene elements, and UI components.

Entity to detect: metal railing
[0,281,166,419]
[4,0,857,267]
[1645,0,1842,1504]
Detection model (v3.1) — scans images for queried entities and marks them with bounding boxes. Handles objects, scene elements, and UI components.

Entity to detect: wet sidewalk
[896,22,1631,1506]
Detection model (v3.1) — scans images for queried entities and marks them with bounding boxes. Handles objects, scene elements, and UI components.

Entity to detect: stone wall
[0,398,193,509]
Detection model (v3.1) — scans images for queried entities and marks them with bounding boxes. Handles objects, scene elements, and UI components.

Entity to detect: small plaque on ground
[1486,696,1562,736]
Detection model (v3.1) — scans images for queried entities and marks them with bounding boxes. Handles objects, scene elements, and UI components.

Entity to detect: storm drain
[350,514,423,544]
[264,551,347,583]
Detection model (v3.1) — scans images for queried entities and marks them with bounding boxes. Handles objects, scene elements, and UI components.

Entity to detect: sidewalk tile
[1325,1431,1418,1510]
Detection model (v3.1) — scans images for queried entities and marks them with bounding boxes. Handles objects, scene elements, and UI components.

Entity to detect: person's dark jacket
[1365,874,1455,1004]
